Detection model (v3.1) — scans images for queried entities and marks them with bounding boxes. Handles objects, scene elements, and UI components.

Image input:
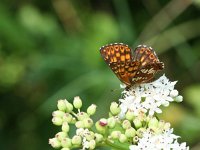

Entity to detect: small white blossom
[76,128,95,150]
[120,75,182,117]
[129,128,189,150]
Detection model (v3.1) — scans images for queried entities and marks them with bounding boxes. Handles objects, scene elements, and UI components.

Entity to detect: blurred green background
[0,0,200,149]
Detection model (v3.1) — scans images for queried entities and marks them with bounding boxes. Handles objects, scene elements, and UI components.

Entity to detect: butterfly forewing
[100,43,164,87]
[100,43,137,86]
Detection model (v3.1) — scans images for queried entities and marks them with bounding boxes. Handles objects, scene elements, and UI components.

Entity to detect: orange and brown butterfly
[100,43,164,88]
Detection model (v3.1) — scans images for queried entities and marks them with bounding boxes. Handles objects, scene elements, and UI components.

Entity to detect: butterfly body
[100,43,164,87]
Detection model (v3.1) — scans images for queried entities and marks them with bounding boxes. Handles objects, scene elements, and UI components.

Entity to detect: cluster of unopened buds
[49,75,189,150]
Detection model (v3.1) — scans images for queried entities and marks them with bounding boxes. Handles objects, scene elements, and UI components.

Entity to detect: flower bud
[72,135,82,145]
[71,117,76,124]
[107,117,116,128]
[83,118,93,128]
[125,110,135,121]
[122,120,131,129]
[73,96,82,109]
[75,121,84,128]
[57,99,67,111]
[94,133,103,143]
[52,117,63,126]
[62,122,69,132]
[99,118,107,126]
[111,131,121,139]
[87,104,97,115]
[136,128,146,138]
[65,102,73,113]
[49,138,61,148]
[77,112,89,121]
[119,134,127,143]
[89,140,96,149]
[133,118,142,129]
[110,102,121,115]
[52,110,65,118]
[95,121,106,134]
[148,117,159,128]
[85,131,95,141]
[133,136,139,143]
[170,90,179,97]
[174,95,183,102]
[63,113,73,123]
[56,132,67,141]
[125,127,136,138]
[61,138,72,148]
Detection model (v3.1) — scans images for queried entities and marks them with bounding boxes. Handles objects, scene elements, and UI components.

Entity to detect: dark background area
[0,0,200,149]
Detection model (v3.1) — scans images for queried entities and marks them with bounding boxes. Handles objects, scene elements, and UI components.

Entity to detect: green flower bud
[77,112,89,121]
[148,117,159,128]
[94,133,103,143]
[62,122,69,132]
[61,138,72,148]
[73,96,82,109]
[133,118,142,129]
[87,104,97,116]
[136,128,146,138]
[49,138,61,148]
[107,117,116,128]
[85,131,95,141]
[95,121,106,134]
[125,127,136,138]
[119,134,127,143]
[63,113,73,123]
[72,135,82,145]
[122,120,131,129]
[57,99,67,111]
[89,140,96,149]
[52,117,63,126]
[110,102,121,115]
[75,121,84,128]
[56,132,67,141]
[133,136,139,143]
[52,110,65,118]
[110,131,121,139]
[65,101,73,113]
[125,110,135,121]
[174,95,183,102]
[83,118,93,128]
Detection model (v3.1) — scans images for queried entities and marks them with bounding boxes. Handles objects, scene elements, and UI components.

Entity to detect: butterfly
[100,43,164,88]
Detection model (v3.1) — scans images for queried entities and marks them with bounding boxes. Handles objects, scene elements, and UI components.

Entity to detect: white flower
[130,128,189,150]
[119,75,182,117]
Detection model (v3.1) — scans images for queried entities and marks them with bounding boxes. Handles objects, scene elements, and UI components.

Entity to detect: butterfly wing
[131,45,164,84]
[100,43,138,86]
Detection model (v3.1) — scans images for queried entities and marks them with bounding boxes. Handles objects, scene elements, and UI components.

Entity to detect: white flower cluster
[130,128,189,150]
[119,75,182,117]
